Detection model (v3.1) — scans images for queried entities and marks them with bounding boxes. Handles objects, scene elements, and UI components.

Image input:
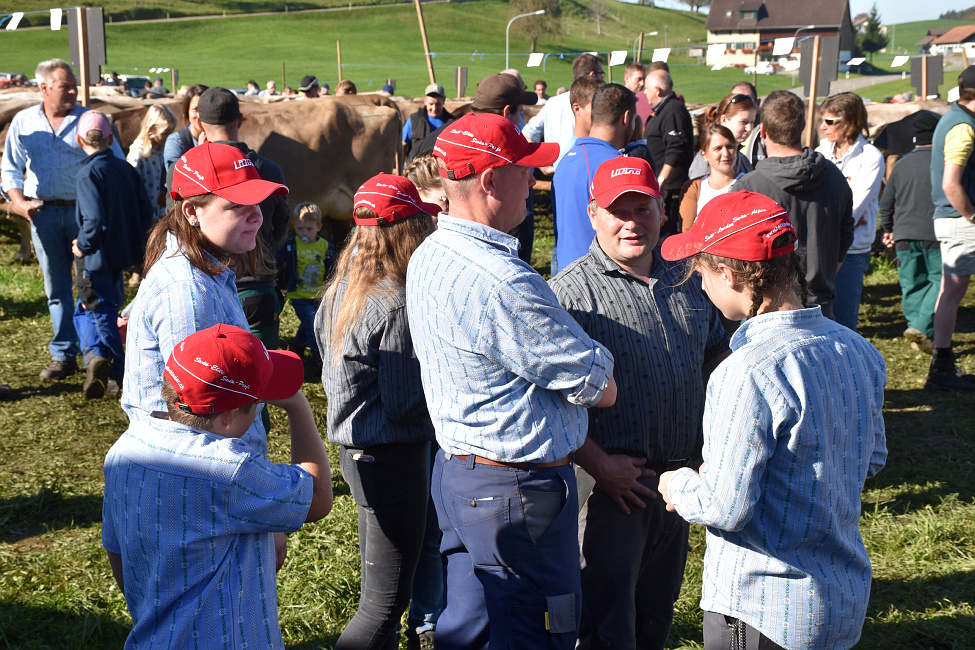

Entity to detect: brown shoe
[83,356,111,399]
[39,358,78,380]
[904,328,934,355]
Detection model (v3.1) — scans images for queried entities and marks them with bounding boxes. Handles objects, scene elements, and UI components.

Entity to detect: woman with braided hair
[656,191,887,650]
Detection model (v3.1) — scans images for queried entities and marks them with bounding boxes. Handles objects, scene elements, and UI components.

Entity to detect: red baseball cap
[590,157,661,208]
[170,142,289,205]
[352,173,442,226]
[164,324,303,415]
[661,191,796,262]
[433,113,558,180]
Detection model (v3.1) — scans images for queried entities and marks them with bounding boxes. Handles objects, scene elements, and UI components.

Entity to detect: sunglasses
[822,116,843,126]
[729,94,753,104]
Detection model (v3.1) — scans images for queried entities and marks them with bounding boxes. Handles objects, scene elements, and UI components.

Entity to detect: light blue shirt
[1,103,124,200]
[102,415,312,649]
[405,215,614,463]
[668,306,887,649]
[121,232,268,455]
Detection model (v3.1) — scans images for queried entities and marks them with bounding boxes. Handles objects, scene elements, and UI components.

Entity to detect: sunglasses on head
[822,116,843,126]
[729,94,752,104]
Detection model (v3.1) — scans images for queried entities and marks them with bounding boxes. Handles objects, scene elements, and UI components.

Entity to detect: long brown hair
[144,195,269,277]
[704,93,757,130]
[324,208,436,358]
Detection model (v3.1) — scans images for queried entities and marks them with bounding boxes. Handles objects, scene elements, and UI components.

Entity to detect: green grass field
[1,204,974,647]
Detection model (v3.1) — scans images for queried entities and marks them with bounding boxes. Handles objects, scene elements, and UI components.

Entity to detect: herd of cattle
[0,84,952,263]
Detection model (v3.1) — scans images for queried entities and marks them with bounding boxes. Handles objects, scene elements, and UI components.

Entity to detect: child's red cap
[661,191,796,262]
[352,173,442,226]
[164,324,303,415]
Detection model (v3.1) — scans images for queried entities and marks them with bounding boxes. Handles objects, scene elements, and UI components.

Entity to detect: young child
[276,203,334,370]
[126,104,177,221]
[656,191,888,650]
[102,324,333,648]
[72,110,154,398]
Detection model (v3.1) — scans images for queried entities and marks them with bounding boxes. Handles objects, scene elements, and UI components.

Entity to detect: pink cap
[661,191,796,262]
[77,110,111,138]
[353,173,442,226]
[589,157,661,208]
[433,113,558,180]
[170,142,289,205]
[164,324,304,415]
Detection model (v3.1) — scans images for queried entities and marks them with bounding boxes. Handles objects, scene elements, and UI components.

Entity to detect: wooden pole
[337,41,343,82]
[281,62,286,90]
[171,68,177,93]
[805,35,821,148]
[752,40,759,88]
[922,55,928,100]
[77,7,90,108]
[637,33,644,63]
[414,0,436,84]
[963,48,970,69]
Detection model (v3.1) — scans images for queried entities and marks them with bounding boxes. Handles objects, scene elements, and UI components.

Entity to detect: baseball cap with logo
[661,191,796,262]
[474,73,538,111]
[425,83,446,98]
[198,86,242,125]
[77,110,112,139]
[170,141,289,204]
[165,324,303,415]
[433,113,558,180]
[352,173,442,226]
[589,157,661,209]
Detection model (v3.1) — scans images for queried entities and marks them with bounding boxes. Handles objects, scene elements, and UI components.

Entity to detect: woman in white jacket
[816,92,885,332]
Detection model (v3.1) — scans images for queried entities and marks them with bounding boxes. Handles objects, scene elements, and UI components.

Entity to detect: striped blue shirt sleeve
[225,457,313,534]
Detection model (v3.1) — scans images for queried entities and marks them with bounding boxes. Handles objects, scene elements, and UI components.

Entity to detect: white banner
[527,52,544,68]
[892,55,910,67]
[711,63,726,71]
[5,12,24,30]
[846,57,865,66]
[652,48,671,63]
[707,43,725,62]
[50,8,62,30]
[772,37,794,56]
[609,50,627,67]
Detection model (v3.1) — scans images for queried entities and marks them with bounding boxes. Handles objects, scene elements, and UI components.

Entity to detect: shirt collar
[730,304,823,351]
[437,214,521,255]
[587,237,661,282]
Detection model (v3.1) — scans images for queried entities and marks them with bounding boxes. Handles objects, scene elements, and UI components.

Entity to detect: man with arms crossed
[407,113,617,650]
[551,157,730,649]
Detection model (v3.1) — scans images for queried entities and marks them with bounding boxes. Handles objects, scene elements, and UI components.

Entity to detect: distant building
[918,28,951,54]
[929,25,975,55]
[705,0,855,67]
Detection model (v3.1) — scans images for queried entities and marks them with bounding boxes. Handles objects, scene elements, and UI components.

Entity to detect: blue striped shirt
[667,306,887,649]
[405,215,614,462]
[122,232,267,455]
[102,415,312,649]
[1,103,125,200]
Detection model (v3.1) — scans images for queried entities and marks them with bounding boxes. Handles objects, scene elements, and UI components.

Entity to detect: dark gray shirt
[315,278,435,448]
[879,146,937,243]
[550,240,729,460]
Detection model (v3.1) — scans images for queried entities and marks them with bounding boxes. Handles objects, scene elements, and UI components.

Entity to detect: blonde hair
[405,154,444,197]
[323,208,435,358]
[134,104,178,158]
[293,202,323,225]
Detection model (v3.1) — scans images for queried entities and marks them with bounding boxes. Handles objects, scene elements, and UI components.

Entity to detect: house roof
[932,25,975,45]
[706,0,849,32]
[918,28,952,46]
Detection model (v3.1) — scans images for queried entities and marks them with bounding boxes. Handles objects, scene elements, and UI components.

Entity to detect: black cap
[198,87,241,125]
[960,65,975,89]
[299,75,319,92]
[474,73,538,111]
[912,110,940,146]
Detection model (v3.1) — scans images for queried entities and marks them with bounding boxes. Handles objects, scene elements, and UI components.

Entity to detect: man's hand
[10,195,42,222]
[882,232,895,249]
[591,453,656,515]
[658,470,676,512]
[274,532,288,572]
[71,238,84,258]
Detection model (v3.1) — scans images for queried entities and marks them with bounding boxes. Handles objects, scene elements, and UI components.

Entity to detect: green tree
[856,3,888,60]
[511,0,562,53]
[680,0,710,14]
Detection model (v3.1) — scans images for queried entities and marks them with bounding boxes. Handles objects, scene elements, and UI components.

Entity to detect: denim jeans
[73,267,125,380]
[432,449,581,650]
[833,252,871,332]
[290,298,320,358]
[407,442,446,634]
[30,204,80,360]
[336,442,429,650]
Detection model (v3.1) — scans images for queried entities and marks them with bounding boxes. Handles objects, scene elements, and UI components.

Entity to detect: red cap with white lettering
[433,113,558,180]
[170,141,289,205]
[352,173,442,226]
[589,157,661,209]
[164,324,303,415]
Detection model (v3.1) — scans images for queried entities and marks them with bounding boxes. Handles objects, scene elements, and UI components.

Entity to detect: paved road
[785,73,903,96]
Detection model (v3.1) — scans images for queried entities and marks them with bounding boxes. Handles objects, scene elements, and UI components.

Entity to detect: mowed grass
[4,0,798,103]
[2,206,975,647]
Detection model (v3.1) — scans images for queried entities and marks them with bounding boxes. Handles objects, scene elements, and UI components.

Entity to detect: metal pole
[77,7,90,108]
[414,0,437,84]
[506,9,545,70]
[805,35,821,148]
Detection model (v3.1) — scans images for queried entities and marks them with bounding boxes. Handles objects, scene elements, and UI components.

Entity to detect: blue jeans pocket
[520,489,564,543]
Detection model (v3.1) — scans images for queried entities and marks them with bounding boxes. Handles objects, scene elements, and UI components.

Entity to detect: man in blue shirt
[407,113,618,650]
[402,83,455,161]
[552,83,639,272]
[1,58,124,380]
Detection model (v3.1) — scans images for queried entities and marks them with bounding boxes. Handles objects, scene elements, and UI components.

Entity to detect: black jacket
[736,150,854,318]
[644,94,694,193]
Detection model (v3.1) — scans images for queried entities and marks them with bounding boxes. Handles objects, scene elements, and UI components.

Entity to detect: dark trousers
[73,267,125,380]
[896,240,942,337]
[577,467,689,650]
[290,298,320,359]
[406,442,446,633]
[432,449,581,650]
[336,442,430,650]
[703,611,785,650]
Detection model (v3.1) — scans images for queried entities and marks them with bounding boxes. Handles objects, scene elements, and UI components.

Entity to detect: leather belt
[28,197,75,207]
[646,457,694,475]
[451,454,572,470]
